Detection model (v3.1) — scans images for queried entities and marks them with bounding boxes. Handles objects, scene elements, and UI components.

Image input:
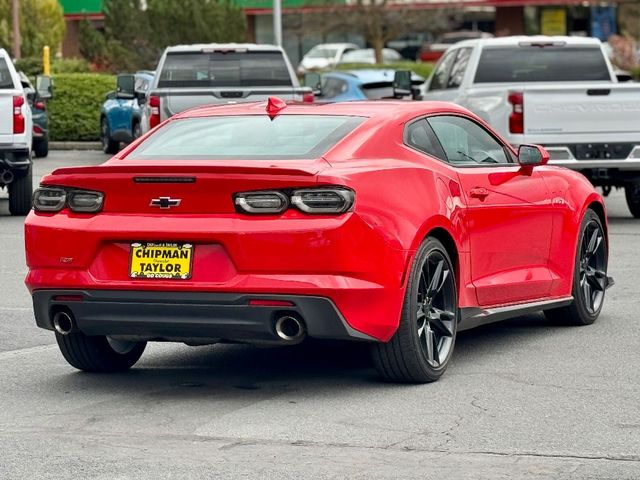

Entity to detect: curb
[50,142,102,151]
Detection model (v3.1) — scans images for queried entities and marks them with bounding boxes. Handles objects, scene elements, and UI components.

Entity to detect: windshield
[128,115,365,160]
[474,46,611,82]
[306,47,339,59]
[158,51,293,88]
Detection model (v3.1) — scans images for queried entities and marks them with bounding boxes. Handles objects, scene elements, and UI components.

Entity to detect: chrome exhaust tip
[274,315,305,342]
[52,311,75,335]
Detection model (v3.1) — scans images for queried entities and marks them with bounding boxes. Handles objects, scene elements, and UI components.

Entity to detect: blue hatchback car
[314,69,424,102]
[100,70,154,153]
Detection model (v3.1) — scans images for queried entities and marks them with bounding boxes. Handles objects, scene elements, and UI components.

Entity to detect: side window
[405,119,446,160]
[321,78,348,99]
[428,50,456,91]
[427,116,511,165]
[447,48,472,89]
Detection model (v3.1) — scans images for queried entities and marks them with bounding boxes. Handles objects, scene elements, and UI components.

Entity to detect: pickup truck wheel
[624,182,640,218]
[33,137,49,158]
[8,166,33,216]
[55,331,146,372]
[101,118,119,154]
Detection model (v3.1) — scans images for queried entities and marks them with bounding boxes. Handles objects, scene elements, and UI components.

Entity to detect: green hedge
[337,62,435,80]
[14,57,91,77]
[48,73,115,141]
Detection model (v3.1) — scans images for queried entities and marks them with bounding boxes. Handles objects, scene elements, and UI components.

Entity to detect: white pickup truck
[421,36,640,217]
[0,48,33,215]
[139,43,314,133]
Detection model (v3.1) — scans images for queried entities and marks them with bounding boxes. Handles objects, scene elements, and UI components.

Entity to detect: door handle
[469,187,490,199]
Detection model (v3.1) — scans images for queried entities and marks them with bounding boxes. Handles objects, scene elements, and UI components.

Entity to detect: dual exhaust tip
[52,310,307,342]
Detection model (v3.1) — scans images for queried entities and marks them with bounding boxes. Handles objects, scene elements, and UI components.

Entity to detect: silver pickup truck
[139,43,313,133]
[0,48,33,215]
[422,36,640,218]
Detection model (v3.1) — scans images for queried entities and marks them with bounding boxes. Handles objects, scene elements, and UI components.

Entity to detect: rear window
[158,51,293,88]
[129,115,365,160]
[474,46,611,83]
[0,58,15,89]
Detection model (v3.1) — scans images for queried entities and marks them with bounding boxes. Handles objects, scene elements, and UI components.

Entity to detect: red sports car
[25,99,613,383]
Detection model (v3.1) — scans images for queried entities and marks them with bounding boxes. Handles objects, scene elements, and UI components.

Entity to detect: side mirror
[616,72,633,83]
[304,72,322,95]
[393,70,412,98]
[116,74,135,99]
[518,144,549,166]
[35,75,53,100]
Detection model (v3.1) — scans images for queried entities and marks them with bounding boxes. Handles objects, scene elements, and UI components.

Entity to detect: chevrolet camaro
[24,99,613,383]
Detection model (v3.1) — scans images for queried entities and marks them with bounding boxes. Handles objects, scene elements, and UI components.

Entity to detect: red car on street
[25,99,613,383]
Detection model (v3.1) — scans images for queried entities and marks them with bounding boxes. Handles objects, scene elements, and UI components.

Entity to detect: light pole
[273,0,282,47]
[11,0,21,59]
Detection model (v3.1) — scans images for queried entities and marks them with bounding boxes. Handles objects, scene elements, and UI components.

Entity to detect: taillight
[13,96,25,134]
[33,125,44,135]
[234,191,289,214]
[234,187,354,215]
[302,92,315,103]
[34,100,46,110]
[291,188,354,214]
[33,187,104,213]
[508,91,524,134]
[149,95,161,129]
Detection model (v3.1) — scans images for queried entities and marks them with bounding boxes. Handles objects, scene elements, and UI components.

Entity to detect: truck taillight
[508,92,524,134]
[302,92,314,103]
[149,95,161,129]
[13,96,25,134]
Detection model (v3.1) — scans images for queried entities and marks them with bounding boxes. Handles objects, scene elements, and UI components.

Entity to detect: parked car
[387,33,432,60]
[419,31,492,62]
[421,35,640,217]
[100,70,154,154]
[19,72,51,158]
[26,99,612,383]
[143,43,313,131]
[296,43,359,74]
[305,69,424,102]
[339,48,403,65]
[0,48,36,215]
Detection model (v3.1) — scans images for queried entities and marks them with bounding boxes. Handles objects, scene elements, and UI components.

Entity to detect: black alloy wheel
[545,209,608,326]
[578,218,607,315]
[372,237,458,383]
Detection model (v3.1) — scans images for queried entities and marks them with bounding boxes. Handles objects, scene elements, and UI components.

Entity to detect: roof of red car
[173,100,470,121]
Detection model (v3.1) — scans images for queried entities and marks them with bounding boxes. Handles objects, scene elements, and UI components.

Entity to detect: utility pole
[11,0,21,59]
[273,0,282,47]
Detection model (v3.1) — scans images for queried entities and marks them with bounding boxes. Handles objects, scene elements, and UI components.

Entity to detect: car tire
[101,118,119,154]
[55,331,146,372]
[371,237,458,383]
[544,209,608,326]
[33,137,49,158]
[8,165,33,216]
[624,182,640,218]
[132,121,142,141]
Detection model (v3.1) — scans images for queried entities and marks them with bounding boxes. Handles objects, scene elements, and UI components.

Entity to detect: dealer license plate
[129,242,194,279]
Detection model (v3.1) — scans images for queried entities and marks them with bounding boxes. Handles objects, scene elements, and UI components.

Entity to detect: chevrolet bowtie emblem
[150,197,181,209]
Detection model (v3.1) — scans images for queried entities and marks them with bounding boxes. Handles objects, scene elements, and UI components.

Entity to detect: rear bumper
[32,289,377,343]
[545,145,640,171]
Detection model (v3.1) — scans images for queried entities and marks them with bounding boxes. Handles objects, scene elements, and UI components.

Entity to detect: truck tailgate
[165,87,298,116]
[0,94,14,141]
[523,83,640,144]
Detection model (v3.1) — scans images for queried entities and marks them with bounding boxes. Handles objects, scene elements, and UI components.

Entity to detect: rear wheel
[625,182,640,218]
[544,209,608,325]
[372,237,458,383]
[101,118,119,154]
[33,137,49,158]
[8,165,32,216]
[56,331,146,372]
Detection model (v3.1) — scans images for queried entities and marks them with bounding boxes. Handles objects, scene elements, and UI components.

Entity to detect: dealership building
[59,0,624,64]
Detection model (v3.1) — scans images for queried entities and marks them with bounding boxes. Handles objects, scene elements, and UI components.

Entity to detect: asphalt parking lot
[1,150,639,479]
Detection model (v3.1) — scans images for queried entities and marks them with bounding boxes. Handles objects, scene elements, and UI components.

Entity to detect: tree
[0,0,65,57]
